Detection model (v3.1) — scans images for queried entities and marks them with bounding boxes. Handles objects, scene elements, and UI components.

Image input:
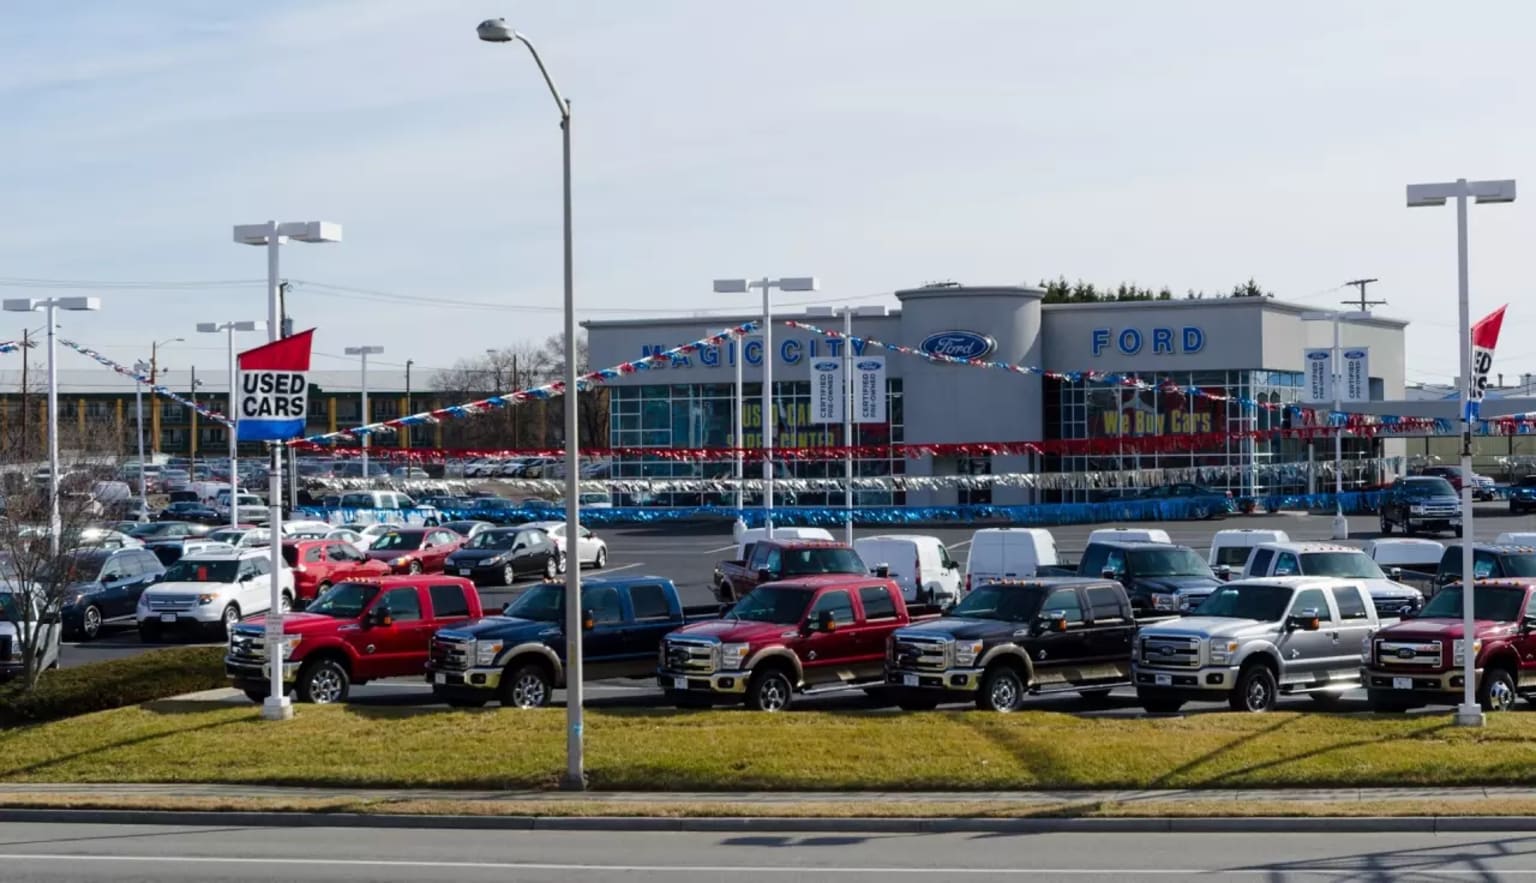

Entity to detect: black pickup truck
[885,577,1159,711]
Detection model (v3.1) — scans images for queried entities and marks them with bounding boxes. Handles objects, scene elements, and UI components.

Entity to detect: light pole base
[732,517,747,541]
[558,772,588,792]
[1454,704,1485,727]
[261,696,294,721]
[1330,511,1349,540]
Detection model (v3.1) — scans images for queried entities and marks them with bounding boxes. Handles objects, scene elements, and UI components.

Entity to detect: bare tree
[430,334,607,450]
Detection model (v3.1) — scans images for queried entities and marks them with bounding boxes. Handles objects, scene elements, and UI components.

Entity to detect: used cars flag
[1467,305,1507,420]
[236,330,314,441]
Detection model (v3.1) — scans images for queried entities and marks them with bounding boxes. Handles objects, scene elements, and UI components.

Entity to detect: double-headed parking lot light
[1406,176,1517,729]
[344,346,385,481]
[198,321,267,528]
[3,296,101,556]
[714,277,819,541]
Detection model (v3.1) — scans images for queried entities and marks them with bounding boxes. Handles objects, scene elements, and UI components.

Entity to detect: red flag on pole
[1467,305,1507,419]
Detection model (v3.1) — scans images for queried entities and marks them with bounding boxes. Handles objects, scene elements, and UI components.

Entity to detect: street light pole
[133,361,148,517]
[3,297,101,554]
[1407,176,1517,729]
[197,321,265,529]
[405,359,414,449]
[234,219,342,723]
[345,347,385,480]
[478,16,584,791]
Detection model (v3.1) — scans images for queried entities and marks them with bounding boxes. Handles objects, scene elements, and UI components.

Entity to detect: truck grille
[662,637,718,674]
[147,595,198,612]
[1140,635,1201,668]
[431,634,473,672]
[1375,639,1443,669]
[1411,503,1459,517]
[228,629,265,663]
[891,633,950,673]
[1370,596,1421,618]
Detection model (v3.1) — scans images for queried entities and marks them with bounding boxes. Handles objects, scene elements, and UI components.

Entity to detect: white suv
[136,548,295,640]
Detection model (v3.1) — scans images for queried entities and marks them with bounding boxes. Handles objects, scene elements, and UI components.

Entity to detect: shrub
[0,646,226,727]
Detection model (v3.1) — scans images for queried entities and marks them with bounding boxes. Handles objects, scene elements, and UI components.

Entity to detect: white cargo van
[1086,527,1171,546]
[1496,532,1536,546]
[1363,538,1446,580]
[727,526,834,563]
[1207,528,1290,576]
[854,534,962,605]
[963,528,1059,593]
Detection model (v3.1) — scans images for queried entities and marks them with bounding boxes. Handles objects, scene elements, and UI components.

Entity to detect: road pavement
[4,822,1536,880]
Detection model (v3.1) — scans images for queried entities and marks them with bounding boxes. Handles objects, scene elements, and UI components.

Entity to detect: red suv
[282,539,391,602]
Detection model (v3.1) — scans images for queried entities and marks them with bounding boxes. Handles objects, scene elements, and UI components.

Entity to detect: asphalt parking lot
[58,503,1536,716]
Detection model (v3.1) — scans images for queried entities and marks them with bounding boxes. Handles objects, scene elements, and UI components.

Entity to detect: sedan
[440,520,494,540]
[364,527,463,574]
[158,501,223,525]
[442,528,559,586]
[524,520,608,571]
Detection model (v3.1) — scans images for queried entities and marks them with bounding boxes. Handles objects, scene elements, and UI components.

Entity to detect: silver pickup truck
[1132,577,1380,713]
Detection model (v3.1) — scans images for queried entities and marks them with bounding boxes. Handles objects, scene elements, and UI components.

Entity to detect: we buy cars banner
[236,330,314,441]
[1466,306,1507,420]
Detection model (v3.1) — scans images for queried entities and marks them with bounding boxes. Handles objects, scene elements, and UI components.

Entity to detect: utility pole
[19,329,29,462]
[150,342,161,456]
[189,366,199,469]
[405,359,414,449]
[1341,278,1386,313]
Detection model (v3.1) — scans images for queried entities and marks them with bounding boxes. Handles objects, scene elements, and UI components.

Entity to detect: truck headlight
[1151,593,1179,611]
[276,634,302,655]
[720,642,751,670]
[474,640,503,667]
[1453,639,1482,666]
[1361,635,1374,664]
[1209,640,1239,665]
[1410,505,1427,514]
[953,639,984,667]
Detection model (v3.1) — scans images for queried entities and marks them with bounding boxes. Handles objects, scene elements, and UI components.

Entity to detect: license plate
[1154,674,1173,687]
[1393,677,1412,690]
[433,672,446,685]
[159,614,176,623]
[672,676,688,690]
[459,568,472,577]
[902,674,918,687]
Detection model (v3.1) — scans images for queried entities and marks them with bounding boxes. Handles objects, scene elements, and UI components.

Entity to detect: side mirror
[1039,611,1069,633]
[817,609,837,633]
[757,568,775,584]
[1522,619,1536,634]
[946,560,960,571]
[1214,564,1231,580]
[1286,609,1321,632]
[873,564,890,579]
[583,608,596,630]
[1389,567,1403,580]
[1398,604,1418,619]
[371,606,394,627]
[1101,568,1121,580]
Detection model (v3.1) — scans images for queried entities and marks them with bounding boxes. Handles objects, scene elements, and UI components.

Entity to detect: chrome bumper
[1362,666,1477,693]
[1132,663,1241,692]
[885,666,984,692]
[427,665,503,691]
[225,658,300,683]
[657,668,748,695]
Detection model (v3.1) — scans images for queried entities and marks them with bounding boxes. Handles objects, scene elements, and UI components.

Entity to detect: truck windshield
[307,582,380,619]
[1194,585,1292,621]
[950,584,1043,622]
[1128,548,1212,578]
[163,560,239,583]
[1418,587,1525,621]
[504,584,563,622]
[731,586,815,625]
[1402,478,1455,498]
[779,548,866,576]
[1299,553,1385,579]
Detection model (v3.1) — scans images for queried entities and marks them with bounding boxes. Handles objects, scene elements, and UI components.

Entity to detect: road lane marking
[592,563,643,575]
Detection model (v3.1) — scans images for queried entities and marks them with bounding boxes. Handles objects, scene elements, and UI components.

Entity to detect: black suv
[886,578,1137,711]
[1379,476,1462,537]
[1435,543,1536,588]
[1077,541,1221,613]
[58,547,166,639]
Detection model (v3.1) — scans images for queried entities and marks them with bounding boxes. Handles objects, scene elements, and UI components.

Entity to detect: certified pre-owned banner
[855,356,886,423]
[1342,347,1369,402]
[809,358,843,424]
[1305,348,1331,402]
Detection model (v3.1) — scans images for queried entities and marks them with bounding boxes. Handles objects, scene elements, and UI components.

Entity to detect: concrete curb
[6,808,1536,834]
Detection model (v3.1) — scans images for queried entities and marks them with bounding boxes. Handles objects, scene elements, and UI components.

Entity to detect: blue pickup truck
[426,575,717,708]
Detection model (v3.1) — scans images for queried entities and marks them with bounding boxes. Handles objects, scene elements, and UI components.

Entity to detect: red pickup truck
[713,540,869,603]
[225,575,483,704]
[1362,578,1536,713]
[659,575,941,711]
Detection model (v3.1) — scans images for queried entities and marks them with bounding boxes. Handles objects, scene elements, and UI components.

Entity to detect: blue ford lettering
[1092,326,1205,357]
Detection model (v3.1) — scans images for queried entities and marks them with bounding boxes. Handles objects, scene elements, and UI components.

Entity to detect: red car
[281,539,391,602]
[365,527,464,574]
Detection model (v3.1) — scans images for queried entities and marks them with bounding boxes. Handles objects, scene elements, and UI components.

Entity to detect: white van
[854,534,962,605]
[1086,527,1171,546]
[1496,532,1536,547]
[963,528,1059,593]
[1207,528,1290,575]
[1363,538,1447,579]
[727,526,835,563]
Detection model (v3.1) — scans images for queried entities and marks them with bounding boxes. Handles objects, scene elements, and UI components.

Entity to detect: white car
[136,548,295,640]
[1,584,60,680]
[526,520,608,571]
[325,528,369,553]
[282,520,337,537]
[215,491,269,525]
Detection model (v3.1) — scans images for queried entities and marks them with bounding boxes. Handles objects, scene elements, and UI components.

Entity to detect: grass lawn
[4,703,1536,791]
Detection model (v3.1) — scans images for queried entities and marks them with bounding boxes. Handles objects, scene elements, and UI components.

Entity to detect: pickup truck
[1132,577,1381,713]
[1435,544,1536,589]
[1378,476,1462,537]
[713,539,869,604]
[427,576,717,708]
[1077,540,1222,614]
[1241,542,1422,619]
[1361,578,1536,713]
[660,575,942,711]
[885,578,1149,712]
[225,575,483,704]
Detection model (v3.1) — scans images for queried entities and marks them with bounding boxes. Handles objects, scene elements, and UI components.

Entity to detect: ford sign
[1306,351,1330,361]
[812,360,839,371]
[919,330,995,360]
[1344,349,1367,359]
[856,360,882,371]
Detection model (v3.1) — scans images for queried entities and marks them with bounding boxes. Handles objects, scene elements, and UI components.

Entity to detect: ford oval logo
[856,360,882,371]
[1396,647,1416,659]
[1344,349,1367,359]
[812,360,839,371]
[919,330,996,360]
[1306,352,1330,361]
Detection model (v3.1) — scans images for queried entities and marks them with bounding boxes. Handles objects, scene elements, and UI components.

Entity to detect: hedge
[0,646,226,728]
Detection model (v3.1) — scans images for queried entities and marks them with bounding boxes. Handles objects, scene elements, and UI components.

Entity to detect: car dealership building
[585,284,1408,508]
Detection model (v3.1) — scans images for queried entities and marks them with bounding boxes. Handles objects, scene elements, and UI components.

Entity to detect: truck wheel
[1379,512,1392,534]
[977,665,1025,712]
[1230,663,1277,712]
[896,693,941,711]
[500,663,552,709]
[296,658,351,704]
[1138,693,1184,714]
[667,690,713,709]
[1479,666,1518,712]
[746,668,794,712]
[720,582,738,603]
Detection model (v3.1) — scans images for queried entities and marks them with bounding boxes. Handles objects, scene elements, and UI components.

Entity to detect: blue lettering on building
[1091,329,1111,357]
[1117,329,1143,355]
[1182,326,1205,353]
[744,339,763,366]
[699,343,720,367]
[1092,326,1205,357]
[781,339,802,365]
[1151,327,1173,354]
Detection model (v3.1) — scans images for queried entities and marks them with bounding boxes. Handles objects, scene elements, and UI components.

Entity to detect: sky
[2,0,1534,391]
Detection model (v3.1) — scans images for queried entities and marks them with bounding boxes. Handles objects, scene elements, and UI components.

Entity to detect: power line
[1341,278,1386,312]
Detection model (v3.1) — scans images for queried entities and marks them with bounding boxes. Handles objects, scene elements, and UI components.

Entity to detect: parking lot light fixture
[198,321,267,528]
[713,277,819,541]
[3,296,101,555]
[344,346,385,481]
[1406,176,1517,729]
[234,218,342,724]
